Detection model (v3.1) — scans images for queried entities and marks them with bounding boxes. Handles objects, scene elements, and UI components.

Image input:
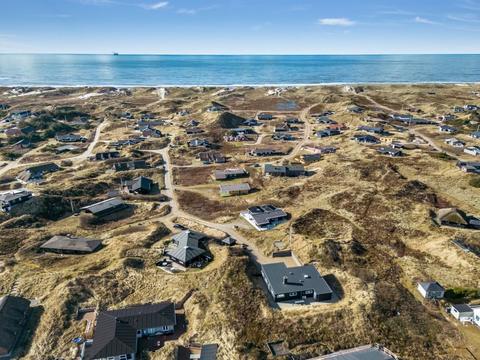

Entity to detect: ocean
[0,54,480,86]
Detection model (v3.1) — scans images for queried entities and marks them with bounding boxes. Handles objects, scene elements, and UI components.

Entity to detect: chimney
[283,276,288,284]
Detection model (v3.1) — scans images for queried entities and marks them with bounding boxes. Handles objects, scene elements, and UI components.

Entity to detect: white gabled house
[464,146,480,156]
[417,281,445,300]
[473,305,480,327]
[451,304,474,323]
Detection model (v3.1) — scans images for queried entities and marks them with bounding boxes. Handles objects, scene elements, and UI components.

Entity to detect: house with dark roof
[240,205,288,231]
[357,125,386,135]
[40,235,102,255]
[302,153,321,164]
[113,160,149,172]
[264,164,305,177]
[417,281,445,299]
[94,152,120,161]
[214,168,248,181]
[352,134,380,144]
[347,105,364,114]
[457,161,480,174]
[272,133,295,141]
[258,113,273,121]
[198,152,226,164]
[199,344,218,360]
[122,176,154,195]
[471,131,480,139]
[219,183,251,197]
[16,163,60,183]
[55,133,87,143]
[188,139,211,148]
[436,208,480,230]
[82,302,176,360]
[451,304,474,323]
[166,230,209,267]
[185,127,204,135]
[316,129,341,138]
[0,295,30,360]
[138,126,162,138]
[110,138,144,148]
[377,147,403,157]
[0,190,32,213]
[316,116,336,124]
[439,125,457,134]
[261,263,333,302]
[249,148,283,157]
[80,198,129,218]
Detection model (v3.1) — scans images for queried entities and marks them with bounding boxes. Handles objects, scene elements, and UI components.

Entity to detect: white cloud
[448,14,480,23]
[414,16,438,25]
[144,1,168,10]
[318,18,356,27]
[177,8,197,15]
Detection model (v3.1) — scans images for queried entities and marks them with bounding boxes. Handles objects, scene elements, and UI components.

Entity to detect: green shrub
[444,287,480,302]
[429,152,454,161]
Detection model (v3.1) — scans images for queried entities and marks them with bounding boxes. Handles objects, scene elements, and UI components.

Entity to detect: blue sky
[1,0,480,54]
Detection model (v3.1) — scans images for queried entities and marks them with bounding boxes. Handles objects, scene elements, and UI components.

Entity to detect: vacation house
[240,205,288,231]
[261,263,333,302]
[82,302,176,360]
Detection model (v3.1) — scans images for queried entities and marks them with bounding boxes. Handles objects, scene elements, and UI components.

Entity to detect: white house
[417,281,445,300]
[473,305,480,327]
[451,304,474,323]
[439,125,457,134]
[464,146,480,156]
[445,138,465,148]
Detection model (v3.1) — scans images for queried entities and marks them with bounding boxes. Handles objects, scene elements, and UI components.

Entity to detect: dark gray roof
[80,197,128,216]
[261,263,333,297]
[452,304,473,313]
[200,344,218,360]
[86,302,175,360]
[0,295,30,357]
[214,168,247,180]
[167,230,208,264]
[418,281,445,293]
[221,236,236,245]
[247,205,287,226]
[40,236,101,253]
[264,164,305,175]
[171,230,207,247]
[113,160,148,172]
[0,190,32,203]
[17,163,60,182]
[124,176,154,193]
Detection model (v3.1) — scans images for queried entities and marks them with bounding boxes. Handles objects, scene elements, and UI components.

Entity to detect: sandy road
[147,146,289,266]
[356,93,460,159]
[0,119,108,177]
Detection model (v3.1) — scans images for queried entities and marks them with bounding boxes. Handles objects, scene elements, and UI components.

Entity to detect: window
[277,294,285,298]
[305,290,313,295]
[289,292,297,296]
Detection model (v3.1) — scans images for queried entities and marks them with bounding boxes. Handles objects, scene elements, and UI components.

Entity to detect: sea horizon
[1,54,480,86]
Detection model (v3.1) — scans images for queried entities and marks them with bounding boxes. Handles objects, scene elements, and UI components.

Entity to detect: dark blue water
[0,54,480,86]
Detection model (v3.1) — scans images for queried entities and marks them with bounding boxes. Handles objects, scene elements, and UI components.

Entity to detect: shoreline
[1,81,480,88]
